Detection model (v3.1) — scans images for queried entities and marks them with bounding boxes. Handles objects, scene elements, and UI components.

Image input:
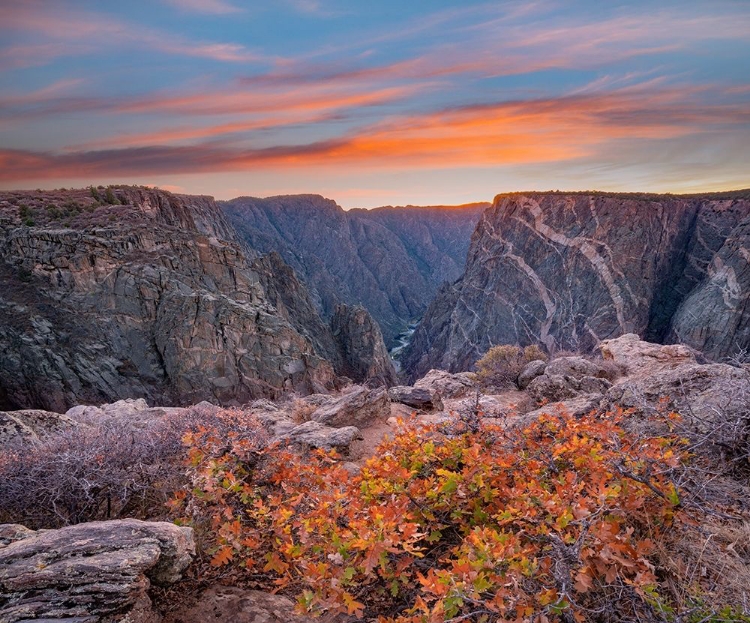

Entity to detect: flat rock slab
[388,386,443,411]
[0,519,194,623]
[311,385,390,428]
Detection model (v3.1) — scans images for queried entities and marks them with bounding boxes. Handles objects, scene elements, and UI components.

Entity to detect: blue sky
[1,0,749,207]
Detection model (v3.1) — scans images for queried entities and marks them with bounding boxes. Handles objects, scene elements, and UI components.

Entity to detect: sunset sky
[1,0,749,207]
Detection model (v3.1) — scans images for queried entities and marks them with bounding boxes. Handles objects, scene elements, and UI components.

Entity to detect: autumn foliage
[176,407,684,622]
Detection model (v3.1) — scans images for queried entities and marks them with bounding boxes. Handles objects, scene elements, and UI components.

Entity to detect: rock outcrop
[413,369,476,398]
[309,385,390,428]
[0,187,396,410]
[331,304,398,386]
[0,519,194,623]
[600,334,750,442]
[222,195,487,347]
[403,191,750,378]
[0,409,77,444]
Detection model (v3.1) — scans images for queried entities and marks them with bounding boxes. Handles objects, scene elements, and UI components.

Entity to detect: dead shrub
[523,344,548,363]
[0,405,268,529]
[655,517,750,618]
[474,343,548,389]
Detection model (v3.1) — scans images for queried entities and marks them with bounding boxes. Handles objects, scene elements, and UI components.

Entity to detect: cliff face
[403,191,750,378]
[0,187,344,411]
[330,304,398,386]
[221,195,486,348]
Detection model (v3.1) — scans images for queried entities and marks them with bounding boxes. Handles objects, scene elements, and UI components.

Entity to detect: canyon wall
[222,195,486,347]
[403,191,750,378]
[0,187,390,410]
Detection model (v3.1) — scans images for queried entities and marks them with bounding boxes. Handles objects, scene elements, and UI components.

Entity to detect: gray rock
[311,385,390,427]
[527,375,581,403]
[0,409,77,445]
[279,421,361,452]
[526,374,610,403]
[601,334,750,464]
[517,360,547,389]
[163,585,314,623]
[403,192,750,378]
[413,369,476,398]
[0,519,194,623]
[0,524,35,548]
[545,357,607,379]
[388,386,443,411]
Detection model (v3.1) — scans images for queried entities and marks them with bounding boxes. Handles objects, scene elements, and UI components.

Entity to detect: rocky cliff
[330,304,398,386]
[403,191,750,378]
[221,195,486,347]
[0,187,390,411]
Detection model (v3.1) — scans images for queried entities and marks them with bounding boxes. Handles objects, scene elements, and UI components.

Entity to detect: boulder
[527,375,580,403]
[521,395,603,424]
[0,409,77,445]
[278,421,361,452]
[517,360,547,390]
[163,585,314,623]
[449,393,527,419]
[413,369,476,398]
[600,334,750,464]
[600,333,699,375]
[65,398,191,427]
[527,374,611,403]
[545,356,609,379]
[0,524,34,548]
[0,519,194,623]
[311,385,390,428]
[388,386,443,411]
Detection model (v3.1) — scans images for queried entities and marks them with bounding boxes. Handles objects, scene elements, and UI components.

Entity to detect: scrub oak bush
[474,343,548,389]
[176,406,686,622]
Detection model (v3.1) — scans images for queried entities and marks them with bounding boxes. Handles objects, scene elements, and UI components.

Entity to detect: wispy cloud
[0,0,267,67]
[163,0,244,14]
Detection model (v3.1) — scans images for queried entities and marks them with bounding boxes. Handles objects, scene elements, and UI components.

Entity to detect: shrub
[475,343,547,389]
[177,407,685,622]
[523,344,548,363]
[105,186,119,205]
[90,186,101,201]
[0,406,266,529]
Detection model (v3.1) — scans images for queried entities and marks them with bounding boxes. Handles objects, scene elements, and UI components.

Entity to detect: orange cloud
[2,84,747,183]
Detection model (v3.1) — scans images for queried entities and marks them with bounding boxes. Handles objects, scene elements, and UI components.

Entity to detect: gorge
[1,186,749,409]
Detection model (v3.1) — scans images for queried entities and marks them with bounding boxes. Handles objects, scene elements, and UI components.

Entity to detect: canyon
[1,186,749,410]
[222,195,487,348]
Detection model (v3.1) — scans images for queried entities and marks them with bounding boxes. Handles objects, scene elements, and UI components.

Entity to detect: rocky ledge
[0,519,194,623]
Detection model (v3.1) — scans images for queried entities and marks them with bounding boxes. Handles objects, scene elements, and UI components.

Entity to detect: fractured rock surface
[0,519,194,623]
[404,191,750,378]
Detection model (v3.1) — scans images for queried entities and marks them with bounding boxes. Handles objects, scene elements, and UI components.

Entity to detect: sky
[0,0,749,208]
